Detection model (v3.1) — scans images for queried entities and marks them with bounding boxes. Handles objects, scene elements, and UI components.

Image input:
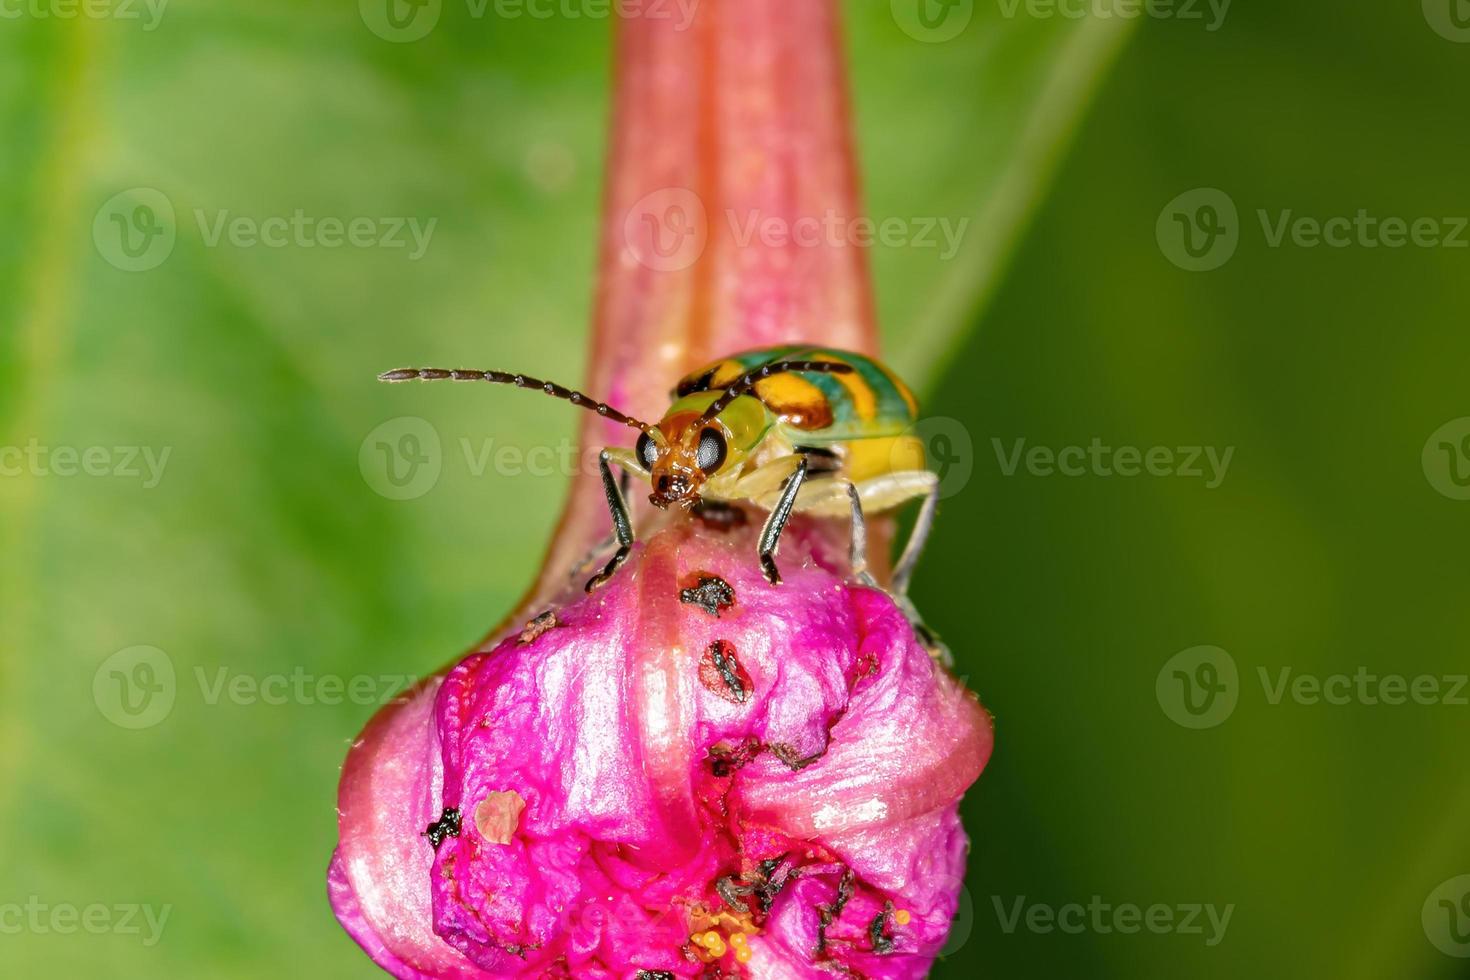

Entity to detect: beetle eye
[636,431,659,470]
[695,428,727,473]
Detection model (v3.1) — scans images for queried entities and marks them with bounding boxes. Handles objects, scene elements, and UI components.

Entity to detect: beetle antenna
[697,357,856,425]
[379,368,655,435]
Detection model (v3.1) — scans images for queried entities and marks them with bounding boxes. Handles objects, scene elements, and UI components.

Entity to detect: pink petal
[332,522,992,977]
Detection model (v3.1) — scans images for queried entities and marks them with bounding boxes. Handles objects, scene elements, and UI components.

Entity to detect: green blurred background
[3,1,1468,977]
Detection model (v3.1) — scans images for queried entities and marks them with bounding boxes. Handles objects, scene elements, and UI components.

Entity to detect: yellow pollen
[735,946,753,963]
[730,932,748,947]
[895,909,912,926]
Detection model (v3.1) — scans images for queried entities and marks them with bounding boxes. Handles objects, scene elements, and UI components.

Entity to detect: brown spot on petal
[679,574,736,617]
[770,742,824,771]
[473,790,526,844]
[707,738,760,777]
[518,610,559,644]
[869,902,897,954]
[816,869,854,954]
[698,640,751,704]
[715,875,753,913]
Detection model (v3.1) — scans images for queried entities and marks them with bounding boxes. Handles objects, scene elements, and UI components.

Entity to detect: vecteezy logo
[93,188,176,272]
[1423,875,1470,957]
[1422,417,1470,500]
[896,416,974,499]
[890,0,974,42]
[360,0,442,42]
[1424,0,1470,42]
[1156,645,1239,729]
[93,646,177,729]
[934,874,974,957]
[359,416,443,500]
[621,187,708,273]
[1156,188,1239,272]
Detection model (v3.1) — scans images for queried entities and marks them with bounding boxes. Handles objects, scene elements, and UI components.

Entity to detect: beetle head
[637,417,729,509]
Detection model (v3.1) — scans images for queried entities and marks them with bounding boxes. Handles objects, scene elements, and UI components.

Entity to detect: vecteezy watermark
[1158,188,1469,271]
[1258,666,1468,708]
[193,666,417,708]
[0,440,171,488]
[1422,417,1470,500]
[994,0,1231,31]
[1156,188,1239,271]
[93,646,418,729]
[93,188,177,272]
[895,417,976,499]
[726,210,968,261]
[991,896,1234,946]
[0,0,168,30]
[361,416,622,500]
[1424,875,1470,957]
[360,417,444,501]
[622,187,709,273]
[1256,210,1468,250]
[93,188,437,271]
[0,898,171,946]
[992,438,1234,489]
[891,0,974,42]
[1156,646,1239,729]
[94,646,177,730]
[620,188,969,272]
[193,209,435,260]
[1424,0,1470,43]
[360,0,699,43]
[1157,646,1468,729]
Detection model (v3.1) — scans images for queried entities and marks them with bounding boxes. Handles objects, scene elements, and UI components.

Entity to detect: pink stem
[523,0,880,615]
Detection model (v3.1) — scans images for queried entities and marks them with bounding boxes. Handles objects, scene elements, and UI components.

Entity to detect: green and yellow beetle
[380,346,939,596]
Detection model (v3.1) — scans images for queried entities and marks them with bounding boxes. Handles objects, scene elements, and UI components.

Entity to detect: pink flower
[331,3,995,975]
[330,518,991,977]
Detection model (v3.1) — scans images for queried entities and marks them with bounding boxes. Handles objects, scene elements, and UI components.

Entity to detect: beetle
[379,346,939,599]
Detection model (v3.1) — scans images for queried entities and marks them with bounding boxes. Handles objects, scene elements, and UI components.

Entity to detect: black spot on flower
[770,742,823,771]
[422,807,461,850]
[679,574,736,617]
[706,738,759,777]
[815,869,855,954]
[698,640,751,704]
[869,901,897,954]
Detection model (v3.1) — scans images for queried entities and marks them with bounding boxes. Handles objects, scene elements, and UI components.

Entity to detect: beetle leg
[585,449,635,592]
[890,473,940,596]
[896,592,953,667]
[844,483,879,588]
[570,464,633,583]
[757,455,809,585]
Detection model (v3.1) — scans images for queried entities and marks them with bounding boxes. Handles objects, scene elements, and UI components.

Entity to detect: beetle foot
[894,594,952,667]
[759,554,782,586]
[584,546,630,593]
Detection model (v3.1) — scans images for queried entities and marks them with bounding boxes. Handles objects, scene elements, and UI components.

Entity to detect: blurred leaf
[919,6,1470,980]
